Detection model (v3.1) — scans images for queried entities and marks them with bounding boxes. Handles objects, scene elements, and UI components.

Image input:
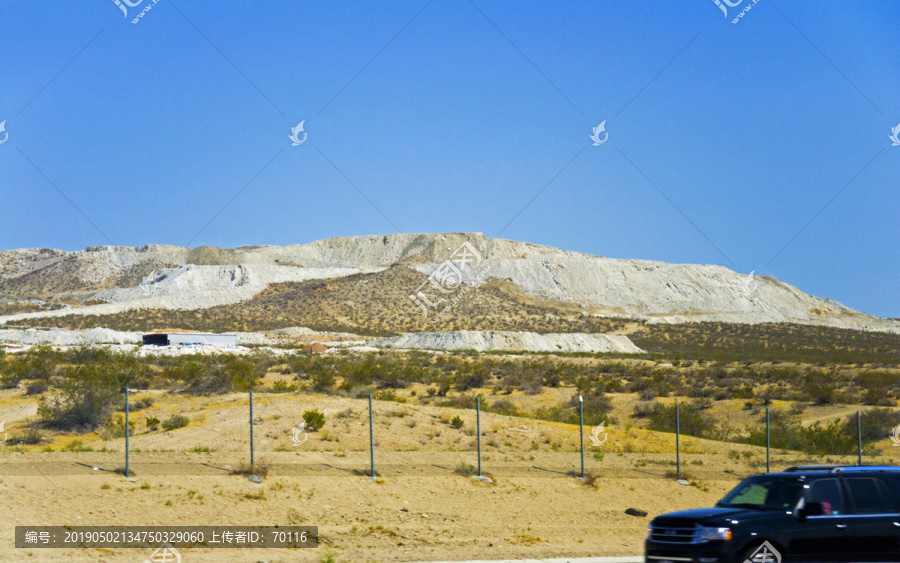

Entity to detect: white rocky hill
[1,233,896,333]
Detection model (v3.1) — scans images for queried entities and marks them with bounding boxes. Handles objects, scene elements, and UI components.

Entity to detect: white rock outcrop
[369,331,645,354]
[0,328,142,346]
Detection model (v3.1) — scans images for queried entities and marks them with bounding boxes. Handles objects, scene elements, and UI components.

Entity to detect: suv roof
[782,465,900,474]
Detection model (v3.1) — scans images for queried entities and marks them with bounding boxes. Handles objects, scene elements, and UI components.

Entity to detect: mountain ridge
[1,233,896,333]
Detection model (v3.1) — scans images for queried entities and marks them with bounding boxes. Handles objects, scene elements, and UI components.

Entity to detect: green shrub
[646,403,721,440]
[25,380,49,395]
[145,416,160,430]
[100,413,135,439]
[302,409,326,431]
[161,415,189,431]
[270,380,295,393]
[739,410,859,455]
[130,397,154,411]
[455,365,489,391]
[177,356,259,394]
[802,370,836,404]
[454,461,477,476]
[851,408,900,443]
[373,389,406,403]
[310,370,335,391]
[450,415,464,429]
[1,354,34,389]
[6,427,43,445]
[485,399,521,417]
[37,385,119,431]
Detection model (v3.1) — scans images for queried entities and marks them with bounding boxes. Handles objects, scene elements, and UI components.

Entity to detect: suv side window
[879,475,900,512]
[804,478,844,515]
[844,477,892,514]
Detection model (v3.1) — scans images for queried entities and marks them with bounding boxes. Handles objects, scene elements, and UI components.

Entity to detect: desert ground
[3,386,892,563]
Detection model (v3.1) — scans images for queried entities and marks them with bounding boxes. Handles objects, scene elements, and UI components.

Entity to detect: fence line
[1,386,881,479]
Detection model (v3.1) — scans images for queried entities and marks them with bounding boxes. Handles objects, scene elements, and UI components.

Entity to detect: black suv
[645,466,900,562]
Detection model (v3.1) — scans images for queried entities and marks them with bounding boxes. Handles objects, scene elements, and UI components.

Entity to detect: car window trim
[843,476,895,515]
[808,513,897,519]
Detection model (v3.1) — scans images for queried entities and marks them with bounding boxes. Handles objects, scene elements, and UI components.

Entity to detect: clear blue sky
[1,1,898,318]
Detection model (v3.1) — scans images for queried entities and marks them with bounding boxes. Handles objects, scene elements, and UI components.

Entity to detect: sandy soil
[1,389,895,562]
[0,463,738,562]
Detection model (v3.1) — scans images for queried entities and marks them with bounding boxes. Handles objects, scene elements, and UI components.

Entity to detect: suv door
[843,476,900,562]
[784,478,853,562]
[880,475,900,556]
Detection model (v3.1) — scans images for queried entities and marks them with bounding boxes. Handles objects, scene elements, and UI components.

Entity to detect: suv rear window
[804,478,845,515]
[845,478,893,514]
[880,475,900,510]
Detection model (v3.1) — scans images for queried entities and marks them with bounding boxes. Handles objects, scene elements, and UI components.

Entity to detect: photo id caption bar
[15,526,317,548]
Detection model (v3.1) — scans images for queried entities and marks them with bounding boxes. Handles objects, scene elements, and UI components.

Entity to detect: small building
[142,333,237,348]
[303,342,327,354]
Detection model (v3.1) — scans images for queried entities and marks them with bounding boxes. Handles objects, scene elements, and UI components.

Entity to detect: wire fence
[1,385,890,481]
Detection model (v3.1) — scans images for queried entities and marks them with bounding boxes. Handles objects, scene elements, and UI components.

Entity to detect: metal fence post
[369,394,375,478]
[675,403,681,479]
[476,396,482,478]
[766,407,770,474]
[857,411,863,466]
[579,395,585,479]
[125,386,130,478]
[249,390,254,469]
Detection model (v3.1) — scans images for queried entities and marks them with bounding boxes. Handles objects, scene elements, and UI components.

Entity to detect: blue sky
[1,1,898,318]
